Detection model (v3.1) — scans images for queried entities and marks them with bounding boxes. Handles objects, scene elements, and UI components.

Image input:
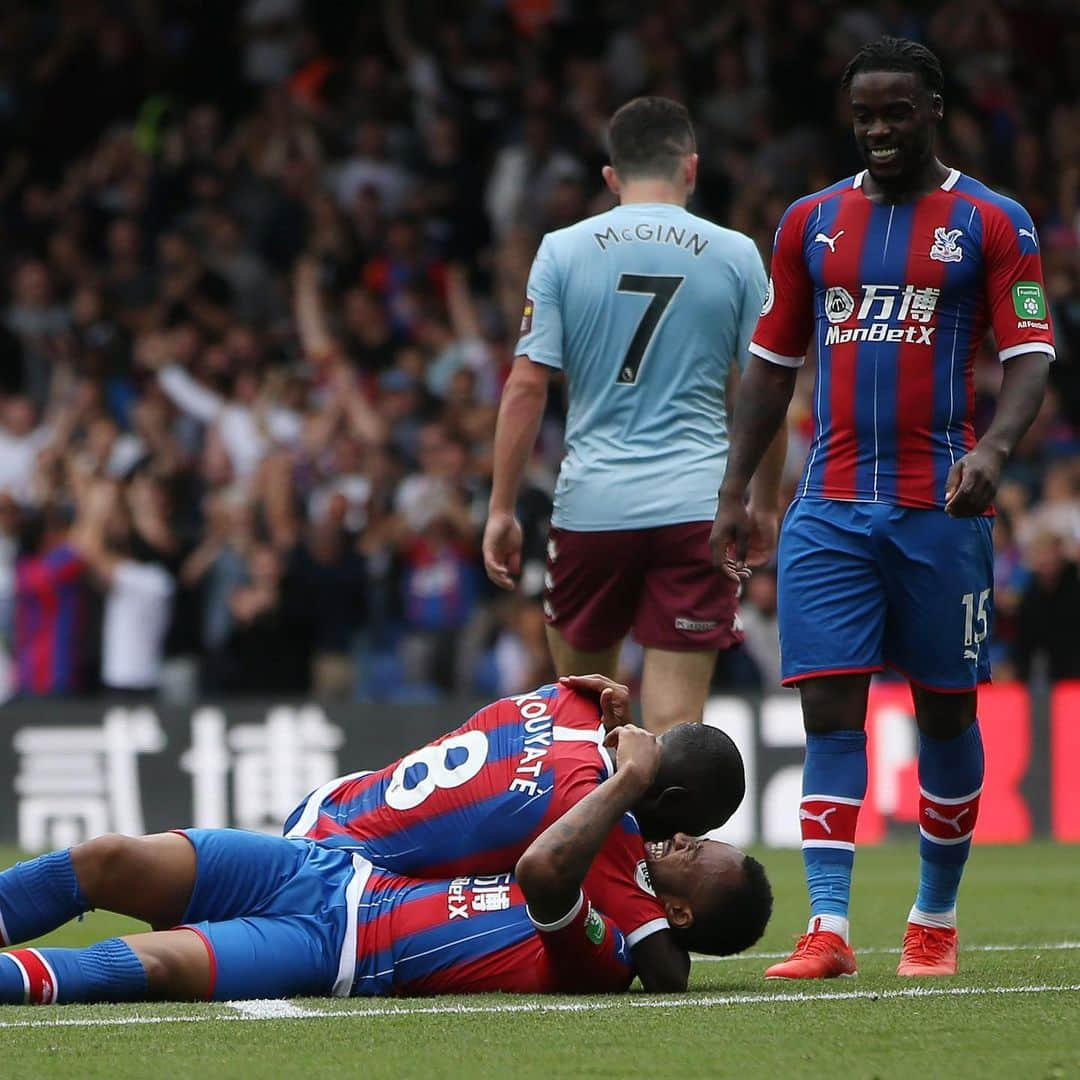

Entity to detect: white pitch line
[0,982,1078,1031]
[693,941,1080,963]
[225,1000,319,1020]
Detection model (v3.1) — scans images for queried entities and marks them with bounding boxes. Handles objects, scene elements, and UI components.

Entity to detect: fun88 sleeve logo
[825,283,940,346]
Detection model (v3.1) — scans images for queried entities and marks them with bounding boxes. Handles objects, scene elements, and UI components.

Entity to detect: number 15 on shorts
[961,589,990,658]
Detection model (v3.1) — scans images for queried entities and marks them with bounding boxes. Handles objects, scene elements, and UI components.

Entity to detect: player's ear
[684,153,698,193]
[654,784,692,826]
[663,896,693,930]
[602,164,620,196]
[929,92,944,123]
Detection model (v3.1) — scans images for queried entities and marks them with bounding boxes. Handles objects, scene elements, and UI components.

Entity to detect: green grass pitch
[1,843,1077,1079]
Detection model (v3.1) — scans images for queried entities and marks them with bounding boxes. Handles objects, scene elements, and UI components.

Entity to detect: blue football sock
[0,850,90,946]
[801,731,868,932]
[0,939,147,1004]
[913,722,984,923]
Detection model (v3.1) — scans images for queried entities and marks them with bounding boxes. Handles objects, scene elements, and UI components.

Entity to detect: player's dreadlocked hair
[607,96,696,181]
[840,36,944,95]
[672,854,773,956]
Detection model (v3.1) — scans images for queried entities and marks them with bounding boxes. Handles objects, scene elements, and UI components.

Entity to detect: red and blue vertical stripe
[14,547,87,695]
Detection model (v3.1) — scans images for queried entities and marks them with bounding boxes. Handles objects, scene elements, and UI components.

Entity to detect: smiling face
[643,835,746,928]
[850,70,942,190]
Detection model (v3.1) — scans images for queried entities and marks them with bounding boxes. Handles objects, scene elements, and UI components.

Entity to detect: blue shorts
[177,829,369,1001]
[777,499,994,692]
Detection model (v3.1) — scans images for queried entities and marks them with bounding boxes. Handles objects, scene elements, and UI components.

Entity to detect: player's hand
[482,510,523,590]
[559,674,632,730]
[745,504,779,568]
[603,724,662,789]
[944,446,1005,517]
[709,492,754,583]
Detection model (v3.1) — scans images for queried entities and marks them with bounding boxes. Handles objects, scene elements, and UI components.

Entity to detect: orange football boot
[764,930,857,980]
[896,923,958,976]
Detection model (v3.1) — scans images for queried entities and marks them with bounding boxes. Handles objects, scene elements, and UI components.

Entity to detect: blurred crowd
[1,0,1079,703]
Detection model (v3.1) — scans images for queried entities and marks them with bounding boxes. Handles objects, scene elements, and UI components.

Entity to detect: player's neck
[618,180,688,207]
[861,156,951,204]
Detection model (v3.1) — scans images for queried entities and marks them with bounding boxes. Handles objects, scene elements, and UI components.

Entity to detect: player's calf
[0,849,91,946]
[898,719,982,976]
[0,939,147,1004]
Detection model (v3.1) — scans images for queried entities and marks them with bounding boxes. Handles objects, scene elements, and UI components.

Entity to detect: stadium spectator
[13,503,90,696]
[1012,531,1080,683]
[71,478,175,696]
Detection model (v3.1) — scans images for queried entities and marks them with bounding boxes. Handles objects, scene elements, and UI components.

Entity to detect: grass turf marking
[1,981,1078,1030]
[225,1000,321,1019]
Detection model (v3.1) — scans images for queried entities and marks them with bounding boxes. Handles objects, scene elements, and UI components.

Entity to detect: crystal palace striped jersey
[284,684,670,949]
[349,870,633,997]
[752,169,1056,508]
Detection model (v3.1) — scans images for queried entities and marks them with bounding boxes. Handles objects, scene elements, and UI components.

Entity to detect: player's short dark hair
[607,97,695,181]
[673,854,773,956]
[657,722,746,835]
[840,36,944,95]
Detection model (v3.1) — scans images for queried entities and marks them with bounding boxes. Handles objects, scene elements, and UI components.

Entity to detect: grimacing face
[850,70,941,186]
[643,835,745,920]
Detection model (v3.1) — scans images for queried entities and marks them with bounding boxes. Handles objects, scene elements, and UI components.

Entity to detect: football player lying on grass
[283,673,750,991]
[0,726,772,1004]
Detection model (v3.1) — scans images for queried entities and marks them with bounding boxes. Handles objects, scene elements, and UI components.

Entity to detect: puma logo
[799,806,838,834]
[924,806,970,833]
[814,230,845,253]
[1018,227,1038,248]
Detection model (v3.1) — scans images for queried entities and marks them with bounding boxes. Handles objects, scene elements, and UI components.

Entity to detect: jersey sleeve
[581,814,669,949]
[735,238,770,372]
[749,201,815,368]
[514,235,564,370]
[528,889,634,992]
[980,202,1056,363]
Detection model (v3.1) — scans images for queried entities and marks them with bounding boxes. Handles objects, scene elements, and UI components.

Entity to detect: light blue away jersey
[516,203,767,530]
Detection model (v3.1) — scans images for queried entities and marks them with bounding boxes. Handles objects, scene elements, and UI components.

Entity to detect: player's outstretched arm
[944,351,1050,517]
[516,726,660,926]
[483,355,551,589]
[711,357,797,579]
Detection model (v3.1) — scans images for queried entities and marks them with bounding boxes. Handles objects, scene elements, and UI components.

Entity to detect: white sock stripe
[919,786,982,806]
[5,953,30,1004]
[908,906,957,930]
[801,794,864,806]
[28,949,58,1004]
[801,839,856,852]
[919,826,974,845]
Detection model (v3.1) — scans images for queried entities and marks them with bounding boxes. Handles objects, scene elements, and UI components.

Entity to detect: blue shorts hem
[781,663,884,686]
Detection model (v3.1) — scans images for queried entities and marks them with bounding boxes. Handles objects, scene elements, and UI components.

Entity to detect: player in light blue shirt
[483,97,785,734]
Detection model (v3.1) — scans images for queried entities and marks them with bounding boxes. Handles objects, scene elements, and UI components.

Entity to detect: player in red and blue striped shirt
[14,510,88,696]
[283,677,746,991]
[712,37,1054,981]
[0,727,772,1003]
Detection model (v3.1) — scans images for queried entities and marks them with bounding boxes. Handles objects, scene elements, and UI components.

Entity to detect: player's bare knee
[70,833,137,898]
[134,947,170,995]
[128,935,207,1001]
[798,678,868,733]
[912,687,977,738]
